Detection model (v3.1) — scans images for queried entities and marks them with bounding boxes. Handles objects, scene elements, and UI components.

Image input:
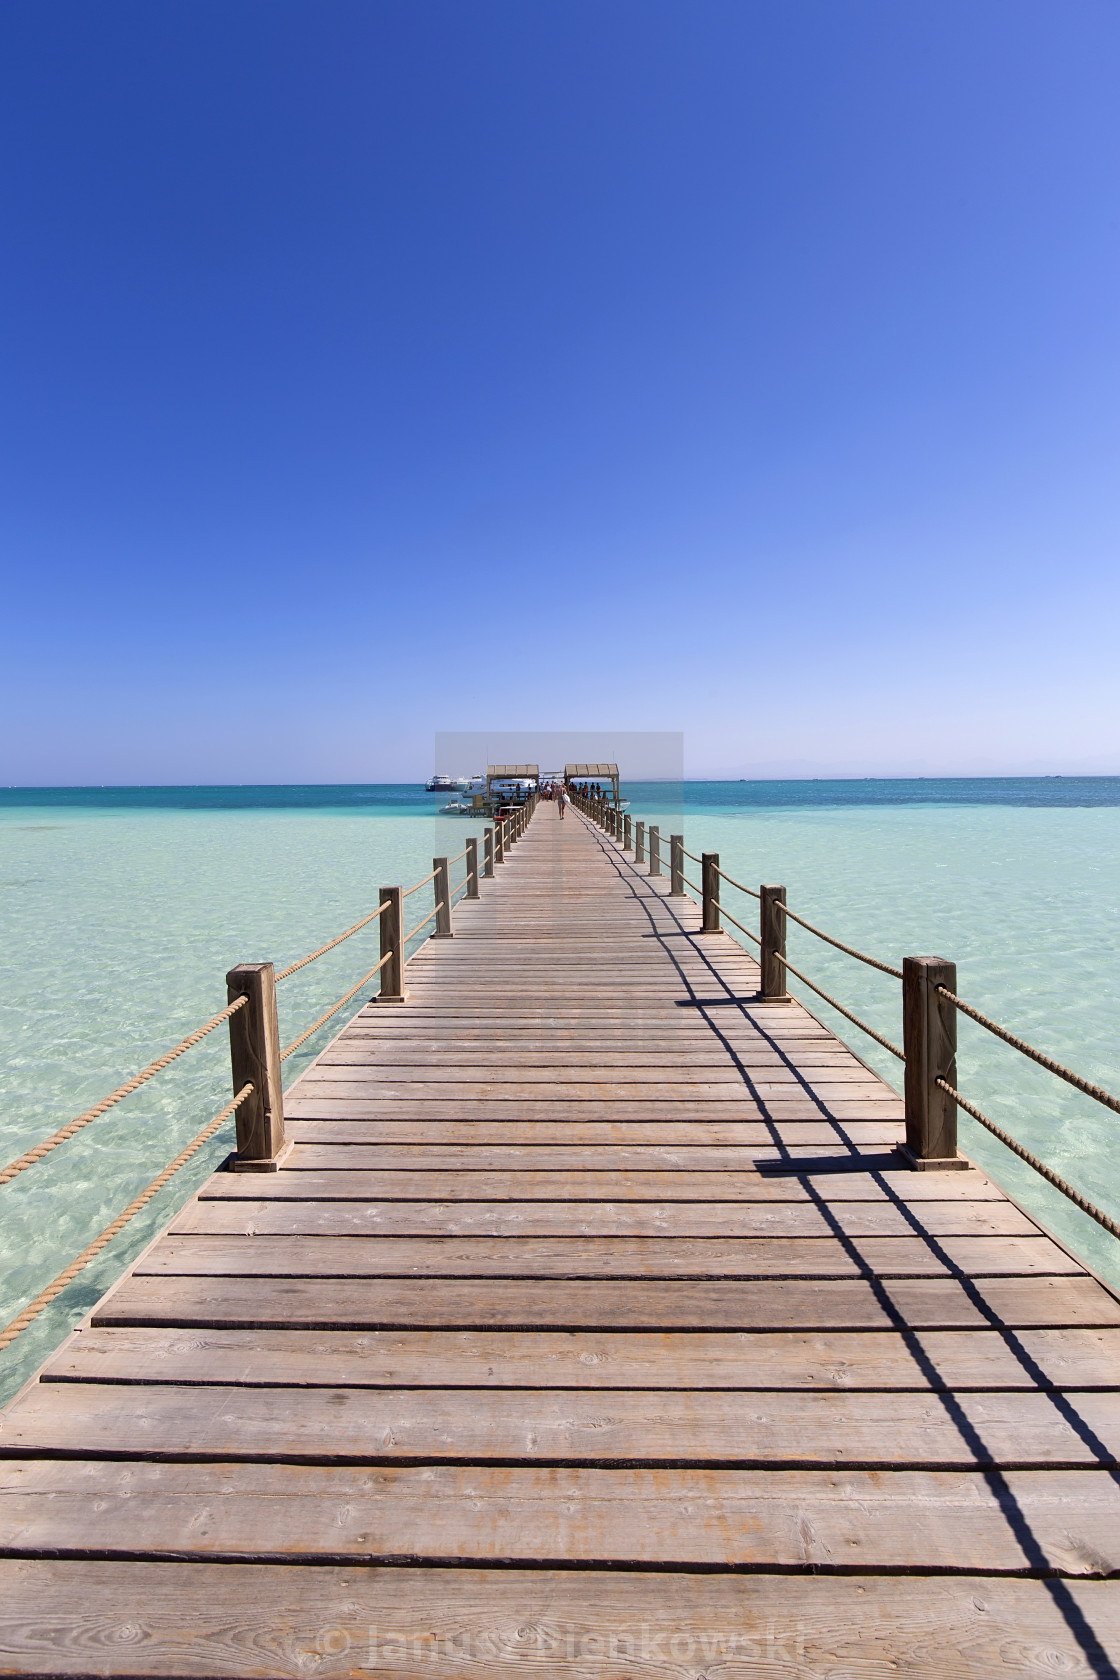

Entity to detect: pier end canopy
[486,764,539,803]
[565,762,620,805]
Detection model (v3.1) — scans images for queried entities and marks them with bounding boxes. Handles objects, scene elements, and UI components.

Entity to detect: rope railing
[665,839,905,1059]
[0,843,449,1190]
[0,1082,255,1352]
[769,947,906,1061]
[938,987,1120,1119]
[403,867,440,898]
[0,994,249,1188]
[936,1078,1120,1242]
[406,901,444,941]
[274,901,390,983]
[714,902,762,947]
[280,956,391,1062]
[774,900,903,980]
[713,864,761,900]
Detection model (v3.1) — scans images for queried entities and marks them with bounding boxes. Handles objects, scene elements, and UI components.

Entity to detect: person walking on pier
[557,782,568,819]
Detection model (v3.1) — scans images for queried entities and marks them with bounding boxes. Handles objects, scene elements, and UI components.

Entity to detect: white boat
[440,774,488,815]
[426,774,457,793]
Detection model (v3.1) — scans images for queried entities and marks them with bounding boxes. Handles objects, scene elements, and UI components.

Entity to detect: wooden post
[466,837,479,898]
[226,962,286,1170]
[670,835,684,896]
[377,886,405,1002]
[701,853,720,932]
[648,826,661,877]
[902,957,967,1168]
[495,820,505,864]
[483,827,494,878]
[759,884,788,999]
[433,857,452,937]
[623,814,632,851]
[635,822,645,863]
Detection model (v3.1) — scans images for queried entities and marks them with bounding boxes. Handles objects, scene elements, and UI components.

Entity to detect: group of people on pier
[539,779,571,816]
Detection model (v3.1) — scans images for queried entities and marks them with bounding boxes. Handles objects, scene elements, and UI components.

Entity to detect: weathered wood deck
[2,805,1120,1676]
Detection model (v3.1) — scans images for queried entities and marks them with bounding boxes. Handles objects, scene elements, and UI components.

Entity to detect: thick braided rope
[773,900,903,980]
[715,903,762,947]
[0,1082,254,1352]
[772,948,906,1061]
[939,987,1120,1118]
[280,956,391,1062]
[274,901,390,982]
[405,901,444,942]
[0,995,249,1188]
[936,1078,1120,1242]
[712,864,761,900]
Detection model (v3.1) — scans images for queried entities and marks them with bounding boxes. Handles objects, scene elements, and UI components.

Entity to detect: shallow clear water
[1,779,1118,1403]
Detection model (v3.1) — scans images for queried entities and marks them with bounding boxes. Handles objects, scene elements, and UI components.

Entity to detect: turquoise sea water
[1,779,1118,1403]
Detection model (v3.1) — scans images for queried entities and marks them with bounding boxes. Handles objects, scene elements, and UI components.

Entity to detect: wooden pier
[2,803,1120,1675]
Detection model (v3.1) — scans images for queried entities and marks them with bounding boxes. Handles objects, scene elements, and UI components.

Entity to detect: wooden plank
[267,1160,1021,1224]
[177,1160,1007,1206]
[1,1462,1118,1569]
[282,1103,903,1128]
[133,1233,1073,1279]
[171,1198,1039,1243]
[6,1382,1120,1469]
[170,1192,1038,1237]
[310,1056,873,1075]
[91,1274,1120,1331]
[281,1123,997,1172]
[43,1324,1120,1392]
[300,1064,829,1085]
[203,1166,1008,1208]
[1,1560,1117,1678]
[284,1080,882,1103]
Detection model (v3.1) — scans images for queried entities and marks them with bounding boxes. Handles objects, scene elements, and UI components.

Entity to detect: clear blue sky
[2,0,1118,782]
